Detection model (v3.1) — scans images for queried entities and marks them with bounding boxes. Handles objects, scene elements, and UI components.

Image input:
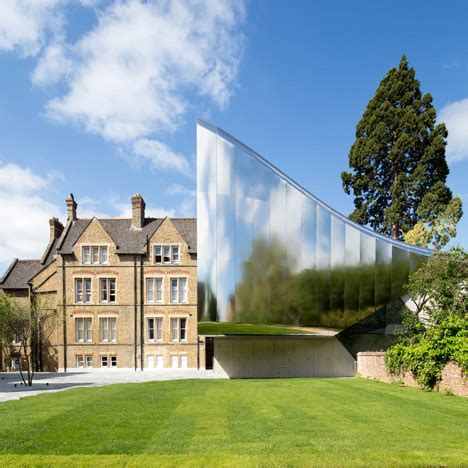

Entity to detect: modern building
[196,120,431,377]
[0,194,201,371]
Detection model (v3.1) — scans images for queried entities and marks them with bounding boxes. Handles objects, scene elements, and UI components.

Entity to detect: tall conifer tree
[342,56,462,245]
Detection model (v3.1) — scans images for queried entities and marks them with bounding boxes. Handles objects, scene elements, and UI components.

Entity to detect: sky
[0,0,467,273]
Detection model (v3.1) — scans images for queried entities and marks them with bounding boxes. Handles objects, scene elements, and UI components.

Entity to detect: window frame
[147,316,163,342]
[146,277,163,303]
[170,316,188,342]
[99,317,117,343]
[99,277,117,304]
[75,277,92,304]
[153,244,181,265]
[75,317,92,343]
[81,245,109,265]
[169,277,188,303]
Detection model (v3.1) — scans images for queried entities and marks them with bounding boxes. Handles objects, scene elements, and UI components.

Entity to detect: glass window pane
[180,318,187,341]
[156,318,163,341]
[170,318,178,341]
[156,278,163,302]
[100,246,108,264]
[172,246,179,263]
[170,279,178,302]
[85,318,92,342]
[109,279,116,302]
[147,278,154,302]
[100,278,107,302]
[83,247,90,264]
[163,246,171,263]
[147,318,154,341]
[155,245,162,263]
[85,279,91,303]
[92,246,99,264]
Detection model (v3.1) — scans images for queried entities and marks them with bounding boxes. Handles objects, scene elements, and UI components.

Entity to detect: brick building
[0,194,201,371]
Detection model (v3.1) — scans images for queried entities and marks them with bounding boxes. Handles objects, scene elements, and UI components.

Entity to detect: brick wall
[357,351,467,397]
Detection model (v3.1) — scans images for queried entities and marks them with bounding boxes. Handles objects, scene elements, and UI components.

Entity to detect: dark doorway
[205,337,214,370]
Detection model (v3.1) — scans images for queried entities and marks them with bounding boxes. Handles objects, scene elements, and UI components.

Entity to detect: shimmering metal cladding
[197,120,431,330]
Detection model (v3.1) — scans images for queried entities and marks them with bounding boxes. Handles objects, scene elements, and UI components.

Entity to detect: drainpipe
[133,255,137,371]
[140,255,144,371]
[61,258,67,372]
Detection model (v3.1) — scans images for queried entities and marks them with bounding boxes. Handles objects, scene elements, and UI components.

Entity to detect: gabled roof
[0,259,42,290]
[56,217,197,255]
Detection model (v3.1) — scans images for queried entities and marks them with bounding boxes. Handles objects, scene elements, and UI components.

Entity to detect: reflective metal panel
[197,120,431,333]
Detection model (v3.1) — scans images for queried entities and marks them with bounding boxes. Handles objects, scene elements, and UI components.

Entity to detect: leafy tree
[386,247,467,389]
[342,55,462,242]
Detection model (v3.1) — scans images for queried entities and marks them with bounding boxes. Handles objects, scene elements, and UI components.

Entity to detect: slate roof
[0,259,42,290]
[57,217,197,255]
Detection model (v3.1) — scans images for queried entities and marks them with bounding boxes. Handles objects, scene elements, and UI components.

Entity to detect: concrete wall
[213,336,356,378]
[357,351,467,397]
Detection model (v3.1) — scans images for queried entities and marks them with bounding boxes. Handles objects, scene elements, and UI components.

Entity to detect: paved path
[0,369,219,403]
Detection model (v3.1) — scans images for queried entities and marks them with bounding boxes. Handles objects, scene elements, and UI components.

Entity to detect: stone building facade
[0,194,201,371]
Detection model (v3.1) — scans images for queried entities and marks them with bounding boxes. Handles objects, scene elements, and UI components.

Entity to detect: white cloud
[0,163,63,270]
[42,0,244,143]
[439,98,468,163]
[31,40,72,86]
[167,183,195,197]
[0,0,65,57]
[132,138,190,175]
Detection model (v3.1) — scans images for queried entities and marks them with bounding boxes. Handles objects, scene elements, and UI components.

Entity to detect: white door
[171,354,178,369]
[147,355,154,369]
[156,355,164,369]
[181,354,188,369]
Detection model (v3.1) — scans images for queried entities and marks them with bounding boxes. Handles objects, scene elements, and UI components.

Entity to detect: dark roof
[57,217,197,255]
[0,259,42,290]
[40,236,60,266]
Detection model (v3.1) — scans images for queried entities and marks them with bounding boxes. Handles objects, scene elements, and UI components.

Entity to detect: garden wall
[357,351,467,397]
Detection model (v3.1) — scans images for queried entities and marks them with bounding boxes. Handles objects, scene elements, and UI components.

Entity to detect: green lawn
[0,378,467,467]
[197,322,314,335]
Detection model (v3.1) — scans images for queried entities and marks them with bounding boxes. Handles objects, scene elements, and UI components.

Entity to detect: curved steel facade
[197,120,430,331]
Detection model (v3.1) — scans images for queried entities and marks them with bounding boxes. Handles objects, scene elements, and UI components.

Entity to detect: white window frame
[99,317,117,342]
[75,317,92,343]
[146,277,163,303]
[170,317,187,342]
[99,277,116,303]
[100,355,108,367]
[85,355,93,368]
[147,317,163,342]
[75,278,92,304]
[76,355,84,368]
[110,355,117,368]
[82,245,109,265]
[170,277,188,303]
[153,244,181,264]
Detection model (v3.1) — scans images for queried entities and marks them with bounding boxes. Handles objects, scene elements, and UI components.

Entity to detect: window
[75,278,91,303]
[76,355,84,368]
[147,317,163,342]
[75,318,92,342]
[100,278,116,303]
[170,277,188,303]
[100,317,117,342]
[110,355,117,367]
[146,278,163,303]
[85,355,93,368]
[170,317,187,342]
[101,355,108,367]
[154,245,180,264]
[82,246,108,265]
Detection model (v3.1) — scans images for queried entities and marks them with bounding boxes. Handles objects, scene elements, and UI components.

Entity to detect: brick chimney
[131,194,145,230]
[66,193,77,221]
[49,217,64,241]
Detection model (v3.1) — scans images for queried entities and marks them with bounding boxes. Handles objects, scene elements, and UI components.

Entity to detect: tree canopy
[342,55,462,246]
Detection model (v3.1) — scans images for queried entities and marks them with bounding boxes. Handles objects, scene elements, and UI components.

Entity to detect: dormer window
[82,246,108,265]
[154,245,180,264]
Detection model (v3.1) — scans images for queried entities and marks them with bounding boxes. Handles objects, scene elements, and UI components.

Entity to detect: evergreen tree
[342,55,462,243]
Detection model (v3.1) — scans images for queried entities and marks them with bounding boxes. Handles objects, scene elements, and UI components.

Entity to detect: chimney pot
[66,193,77,221]
[131,194,145,230]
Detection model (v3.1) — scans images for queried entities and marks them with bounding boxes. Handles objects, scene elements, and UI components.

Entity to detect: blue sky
[0,0,467,272]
